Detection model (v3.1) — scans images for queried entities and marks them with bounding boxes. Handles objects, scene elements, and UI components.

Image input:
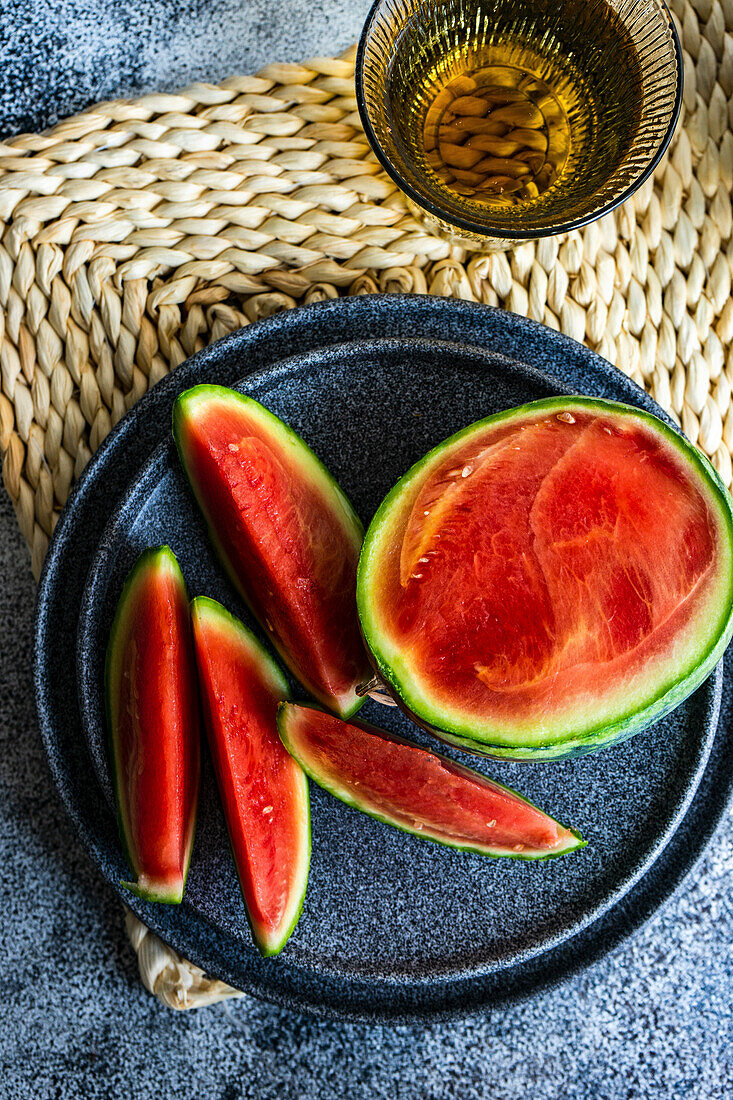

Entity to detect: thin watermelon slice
[191,597,310,956]
[357,397,733,759]
[173,385,371,718]
[277,704,584,859]
[105,546,200,903]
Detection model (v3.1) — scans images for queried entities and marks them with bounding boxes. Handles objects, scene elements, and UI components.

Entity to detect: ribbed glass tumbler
[356,0,682,250]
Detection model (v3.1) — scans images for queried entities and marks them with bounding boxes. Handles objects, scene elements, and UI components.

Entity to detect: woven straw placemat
[1,0,732,1008]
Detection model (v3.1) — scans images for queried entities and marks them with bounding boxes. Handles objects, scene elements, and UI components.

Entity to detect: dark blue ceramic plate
[35,296,731,1021]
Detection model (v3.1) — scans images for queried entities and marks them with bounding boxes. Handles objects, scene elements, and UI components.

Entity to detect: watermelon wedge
[191,597,310,956]
[357,397,733,759]
[173,385,371,718]
[277,704,584,859]
[105,547,200,903]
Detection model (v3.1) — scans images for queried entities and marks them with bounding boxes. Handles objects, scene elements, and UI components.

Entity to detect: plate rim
[33,294,733,1020]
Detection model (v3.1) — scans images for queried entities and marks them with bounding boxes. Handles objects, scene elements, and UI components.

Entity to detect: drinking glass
[356,0,682,250]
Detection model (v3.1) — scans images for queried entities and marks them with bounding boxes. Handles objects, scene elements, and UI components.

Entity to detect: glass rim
[355,0,684,242]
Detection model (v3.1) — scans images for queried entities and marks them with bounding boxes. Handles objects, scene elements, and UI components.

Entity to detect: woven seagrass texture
[1,0,733,1007]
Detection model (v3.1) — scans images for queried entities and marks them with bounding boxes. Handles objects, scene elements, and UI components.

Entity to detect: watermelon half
[357,397,733,760]
[191,597,310,956]
[105,546,200,902]
[173,385,371,717]
[277,704,584,859]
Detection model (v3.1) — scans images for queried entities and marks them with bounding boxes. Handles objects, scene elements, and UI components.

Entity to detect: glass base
[408,199,525,252]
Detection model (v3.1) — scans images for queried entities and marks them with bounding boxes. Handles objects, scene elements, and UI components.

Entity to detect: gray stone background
[1,2,731,1097]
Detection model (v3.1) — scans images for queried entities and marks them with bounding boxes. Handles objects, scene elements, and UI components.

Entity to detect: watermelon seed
[355,674,399,708]
[556,412,575,424]
[461,465,473,477]
[262,805,273,814]
[368,690,398,706]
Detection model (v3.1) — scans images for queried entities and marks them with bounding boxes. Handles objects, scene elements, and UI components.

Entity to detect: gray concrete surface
[1,0,732,1094]
[1,0,373,136]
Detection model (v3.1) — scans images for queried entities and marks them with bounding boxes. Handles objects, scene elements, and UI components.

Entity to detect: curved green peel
[191,596,310,956]
[277,703,585,861]
[105,546,199,904]
[173,385,370,718]
[357,397,733,760]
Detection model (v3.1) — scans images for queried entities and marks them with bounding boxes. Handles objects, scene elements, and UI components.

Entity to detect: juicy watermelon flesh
[279,705,580,856]
[176,390,369,716]
[192,600,309,955]
[367,406,730,742]
[108,552,199,901]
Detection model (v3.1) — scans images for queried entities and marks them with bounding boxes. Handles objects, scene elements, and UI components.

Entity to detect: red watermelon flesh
[191,597,309,956]
[174,386,371,718]
[106,547,200,903]
[358,398,733,754]
[277,704,584,858]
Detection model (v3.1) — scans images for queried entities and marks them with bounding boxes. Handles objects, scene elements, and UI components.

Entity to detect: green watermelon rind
[357,396,733,759]
[105,545,197,904]
[277,703,586,861]
[191,596,311,957]
[173,384,367,719]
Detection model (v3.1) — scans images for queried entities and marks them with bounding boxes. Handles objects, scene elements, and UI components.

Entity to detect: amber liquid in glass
[423,56,574,207]
[388,0,643,214]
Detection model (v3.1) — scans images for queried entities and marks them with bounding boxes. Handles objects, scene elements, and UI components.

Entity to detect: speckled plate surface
[35,296,731,1020]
